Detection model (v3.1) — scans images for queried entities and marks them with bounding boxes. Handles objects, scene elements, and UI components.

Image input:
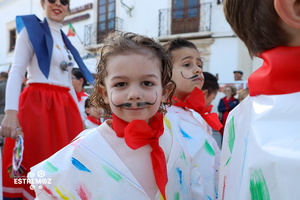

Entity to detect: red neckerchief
[87,116,101,125]
[112,112,168,200]
[76,90,89,102]
[249,46,300,96]
[173,87,223,131]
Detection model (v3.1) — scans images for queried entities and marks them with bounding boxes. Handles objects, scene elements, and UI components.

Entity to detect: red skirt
[2,83,84,199]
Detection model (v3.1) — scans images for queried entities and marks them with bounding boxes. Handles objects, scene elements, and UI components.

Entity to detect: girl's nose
[127,86,142,101]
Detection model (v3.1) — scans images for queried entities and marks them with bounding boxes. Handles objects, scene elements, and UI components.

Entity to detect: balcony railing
[84,17,123,47]
[158,2,212,36]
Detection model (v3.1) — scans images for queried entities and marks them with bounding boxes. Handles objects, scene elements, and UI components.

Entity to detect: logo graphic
[14,170,52,190]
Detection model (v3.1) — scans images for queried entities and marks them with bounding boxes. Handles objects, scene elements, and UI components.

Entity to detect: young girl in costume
[219,0,300,199]
[29,31,205,200]
[163,38,222,200]
[0,0,94,198]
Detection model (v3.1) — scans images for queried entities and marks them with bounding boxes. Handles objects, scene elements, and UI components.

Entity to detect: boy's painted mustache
[181,72,203,80]
[111,92,158,108]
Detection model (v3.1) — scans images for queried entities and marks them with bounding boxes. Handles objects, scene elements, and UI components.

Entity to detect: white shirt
[6,18,77,111]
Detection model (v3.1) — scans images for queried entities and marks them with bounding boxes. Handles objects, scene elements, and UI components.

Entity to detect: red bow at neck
[249,46,300,96]
[112,112,168,200]
[76,90,88,102]
[87,116,101,125]
[173,87,223,131]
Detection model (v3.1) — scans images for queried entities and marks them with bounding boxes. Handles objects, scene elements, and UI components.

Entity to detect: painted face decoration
[101,53,167,123]
[171,47,204,100]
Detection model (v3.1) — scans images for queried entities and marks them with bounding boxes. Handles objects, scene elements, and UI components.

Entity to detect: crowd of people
[1,0,299,199]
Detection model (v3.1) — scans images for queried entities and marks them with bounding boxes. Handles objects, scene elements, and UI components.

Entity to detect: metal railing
[84,17,123,46]
[158,2,212,36]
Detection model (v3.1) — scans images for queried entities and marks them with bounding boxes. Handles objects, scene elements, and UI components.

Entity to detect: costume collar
[76,90,88,102]
[16,15,53,79]
[16,14,95,84]
[249,46,300,96]
[87,116,101,125]
[46,17,63,33]
[173,87,223,131]
[112,112,168,199]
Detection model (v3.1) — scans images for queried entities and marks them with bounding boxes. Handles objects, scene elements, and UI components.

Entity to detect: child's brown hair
[223,0,291,56]
[163,37,199,61]
[90,31,176,117]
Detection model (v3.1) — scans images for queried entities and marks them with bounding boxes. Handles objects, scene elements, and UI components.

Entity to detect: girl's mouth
[52,9,62,14]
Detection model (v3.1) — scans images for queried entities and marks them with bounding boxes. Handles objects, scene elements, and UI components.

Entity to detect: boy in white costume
[29,31,205,199]
[163,38,222,200]
[219,0,300,199]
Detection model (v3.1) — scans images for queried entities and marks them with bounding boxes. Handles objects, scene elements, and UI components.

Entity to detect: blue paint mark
[215,186,218,199]
[180,127,192,140]
[207,195,212,200]
[71,157,91,172]
[176,167,183,184]
[240,130,249,186]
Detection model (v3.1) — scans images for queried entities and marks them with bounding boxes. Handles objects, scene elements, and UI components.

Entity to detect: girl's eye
[197,64,203,69]
[115,82,127,87]
[183,63,190,67]
[143,81,154,86]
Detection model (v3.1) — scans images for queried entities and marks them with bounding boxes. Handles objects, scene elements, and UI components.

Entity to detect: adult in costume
[0,0,94,199]
[219,0,300,199]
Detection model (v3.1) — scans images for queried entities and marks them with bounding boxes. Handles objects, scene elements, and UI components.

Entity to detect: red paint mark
[42,185,58,199]
[222,176,226,200]
[76,183,92,200]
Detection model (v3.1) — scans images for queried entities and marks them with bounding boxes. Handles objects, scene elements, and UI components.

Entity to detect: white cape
[219,92,300,200]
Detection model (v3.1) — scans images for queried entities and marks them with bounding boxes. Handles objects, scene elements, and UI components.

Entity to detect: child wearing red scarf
[219,0,300,199]
[84,97,103,129]
[72,68,90,122]
[29,31,205,199]
[163,38,222,200]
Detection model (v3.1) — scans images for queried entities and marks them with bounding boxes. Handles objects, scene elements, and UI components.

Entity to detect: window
[97,0,115,42]
[9,29,16,52]
[171,0,200,34]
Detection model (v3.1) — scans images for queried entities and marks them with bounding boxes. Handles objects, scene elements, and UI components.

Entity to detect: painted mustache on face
[110,92,158,108]
[181,71,199,79]
[181,71,204,80]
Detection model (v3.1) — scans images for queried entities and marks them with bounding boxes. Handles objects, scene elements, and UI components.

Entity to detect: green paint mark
[164,117,171,130]
[44,161,58,173]
[225,156,231,166]
[250,169,270,200]
[180,152,188,166]
[180,152,186,161]
[204,140,215,156]
[228,117,235,153]
[174,192,180,200]
[103,165,122,182]
[54,186,70,200]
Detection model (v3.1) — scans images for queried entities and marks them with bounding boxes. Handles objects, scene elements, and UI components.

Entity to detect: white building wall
[115,0,171,37]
